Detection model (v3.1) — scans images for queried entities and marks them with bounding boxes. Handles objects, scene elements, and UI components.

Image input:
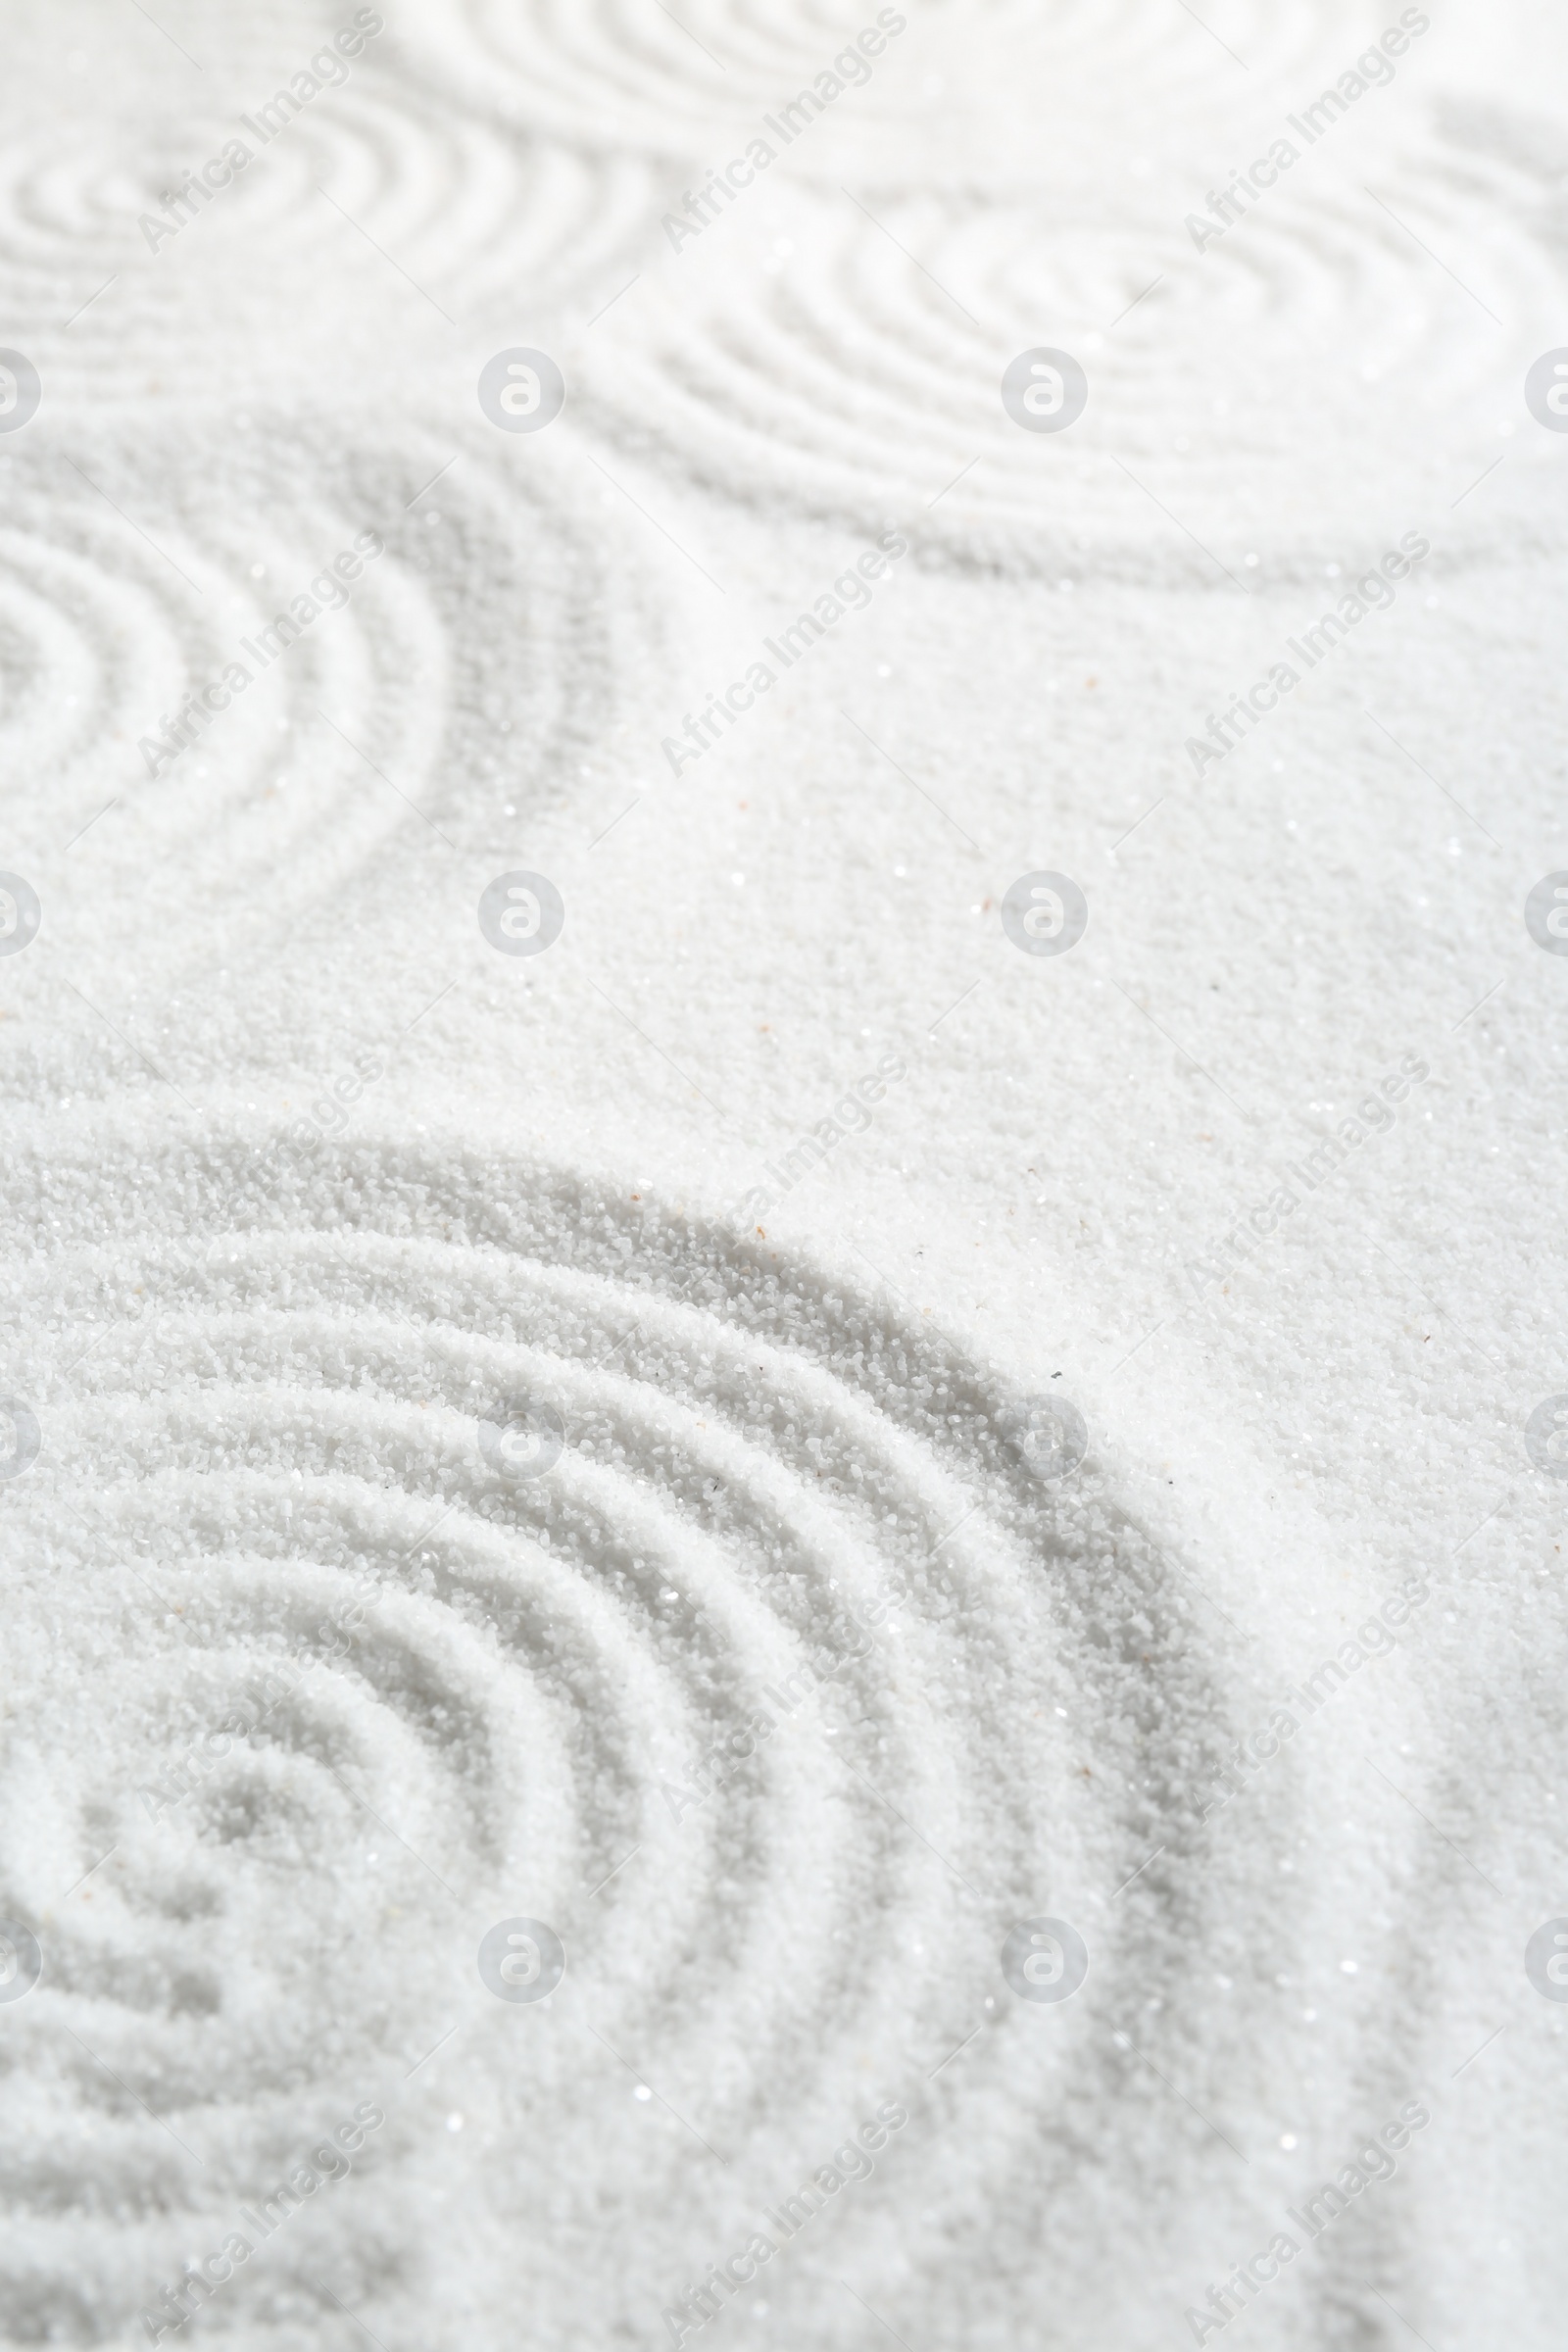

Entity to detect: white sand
[3,3,1567,2347]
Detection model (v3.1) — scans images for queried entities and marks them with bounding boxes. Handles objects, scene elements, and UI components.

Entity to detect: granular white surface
[3,4,1567,2349]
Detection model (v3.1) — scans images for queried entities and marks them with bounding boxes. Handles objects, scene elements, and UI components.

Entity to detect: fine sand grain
[2,5,1567,2349]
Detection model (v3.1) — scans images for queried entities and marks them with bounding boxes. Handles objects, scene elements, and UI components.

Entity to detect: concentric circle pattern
[3,419,655,840]
[0,418,668,1103]
[2,1,1559,2345]
[586,147,1559,581]
[6,109,661,347]
[0,1128,1235,2346]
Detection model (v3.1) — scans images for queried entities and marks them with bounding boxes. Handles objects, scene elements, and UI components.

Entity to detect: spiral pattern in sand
[585,139,1549,583]
[0,1127,1234,2346]
[0,419,668,1108]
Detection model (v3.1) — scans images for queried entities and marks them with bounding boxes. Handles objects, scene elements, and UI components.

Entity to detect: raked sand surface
[3,3,1568,2348]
